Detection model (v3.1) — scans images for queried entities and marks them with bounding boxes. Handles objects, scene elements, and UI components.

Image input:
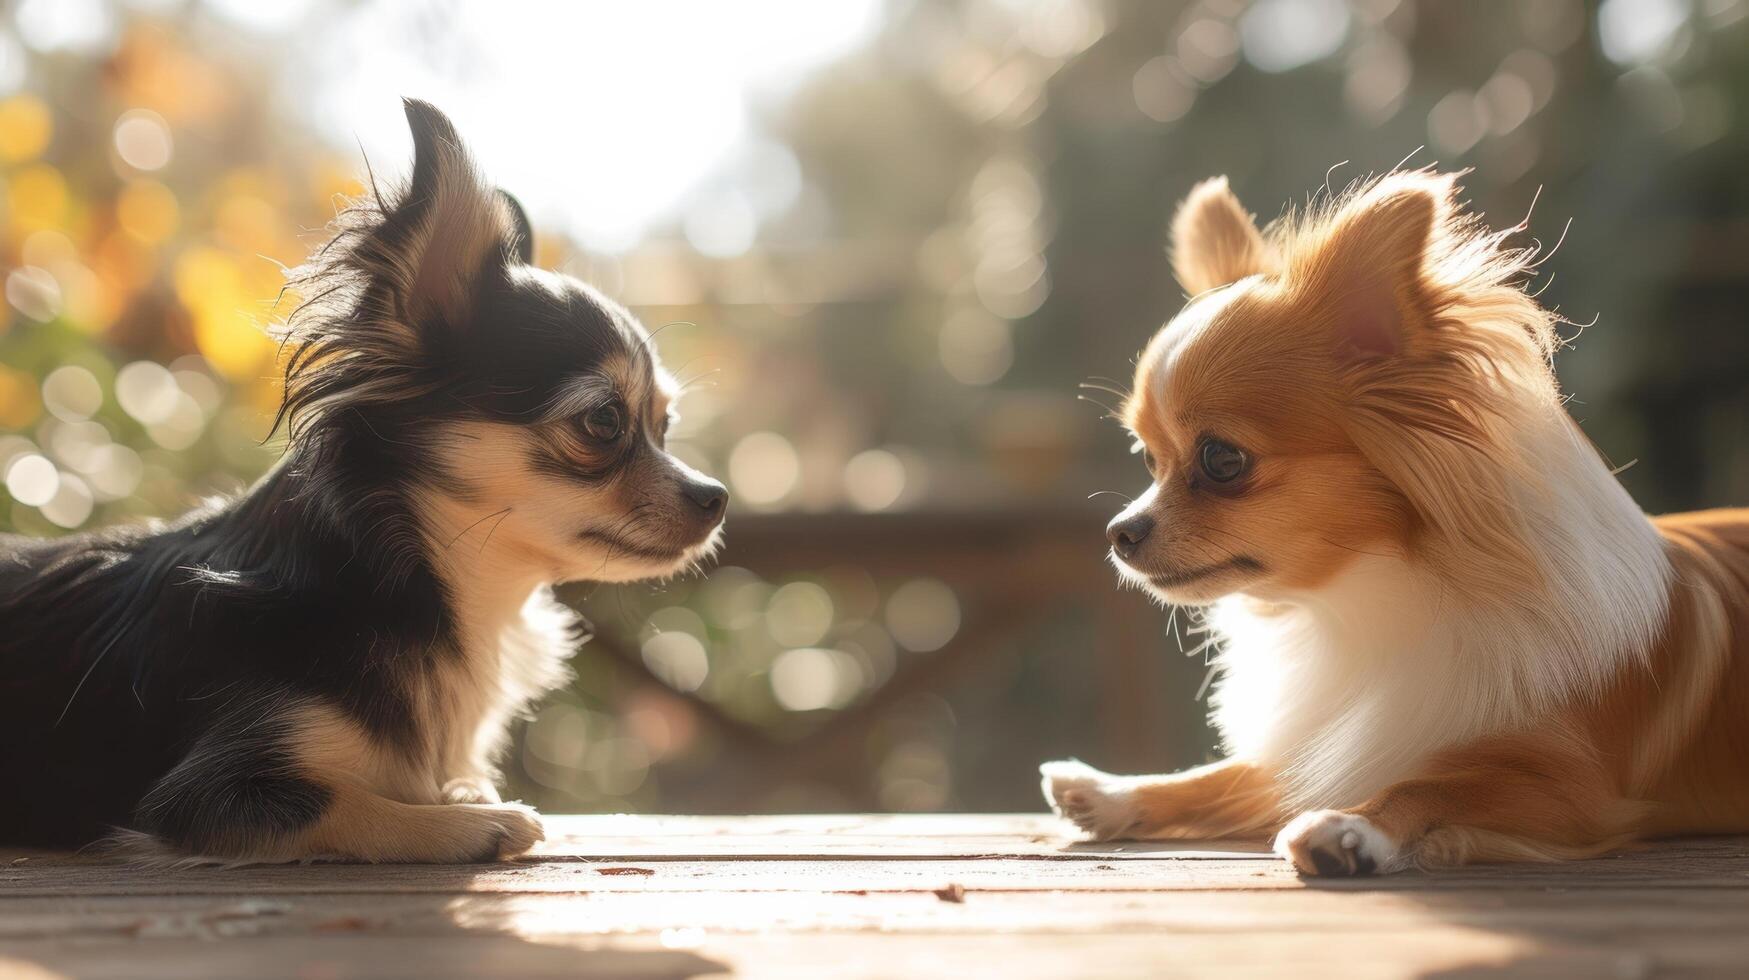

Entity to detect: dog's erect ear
[359,99,523,332]
[498,190,535,265]
[1170,177,1272,295]
[1293,173,1451,359]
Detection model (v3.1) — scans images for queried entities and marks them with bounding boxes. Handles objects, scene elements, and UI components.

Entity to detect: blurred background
[1,0,1745,815]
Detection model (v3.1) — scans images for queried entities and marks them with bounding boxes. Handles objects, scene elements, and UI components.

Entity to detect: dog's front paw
[1274,810,1401,876]
[1039,760,1140,841]
[457,802,546,862]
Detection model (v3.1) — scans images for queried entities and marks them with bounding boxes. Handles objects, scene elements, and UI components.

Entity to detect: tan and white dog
[1042,171,1749,875]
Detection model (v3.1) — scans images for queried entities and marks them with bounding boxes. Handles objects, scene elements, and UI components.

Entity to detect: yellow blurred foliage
[309,160,367,211]
[217,168,288,209]
[174,246,278,381]
[173,246,241,316]
[0,365,44,430]
[8,164,69,233]
[215,193,286,258]
[194,308,277,383]
[56,263,108,335]
[20,229,75,266]
[110,27,234,126]
[116,179,181,244]
[94,231,158,292]
[0,95,52,163]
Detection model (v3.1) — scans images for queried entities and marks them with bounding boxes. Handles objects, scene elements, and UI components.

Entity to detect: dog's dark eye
[1140,447,1158,476]
[1199,438,1248,483]
[584,401,625,442]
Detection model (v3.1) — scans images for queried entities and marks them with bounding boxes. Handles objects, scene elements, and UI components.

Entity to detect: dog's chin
[568,526,723,584]
[1109,550,1260,607]
[1145,579,1239,607]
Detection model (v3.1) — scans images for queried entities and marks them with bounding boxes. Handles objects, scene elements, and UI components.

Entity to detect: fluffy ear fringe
[498,189,535,265]
[1170,176,1275,295]
[1275,169,1570,606]
[1295,175,1446,358]
[376,98,518,331]
[271,99,521,440]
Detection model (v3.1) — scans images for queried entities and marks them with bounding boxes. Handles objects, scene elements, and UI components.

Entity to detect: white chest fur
[1206,410,1671,811]
[418,585,577,786]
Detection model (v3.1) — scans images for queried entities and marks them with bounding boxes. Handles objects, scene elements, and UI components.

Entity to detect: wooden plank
[8,848,1749,898]
[0,814,1264,864]
[5,889,1749,940]
[0,936,722,980]
[530,813,1272,860]
[5,887,1749,977]
[0,857,1298,897]
[634,932,1748,980]
[10,815,1745,862]
[2,817,1747,979]
[5,929,1745,980]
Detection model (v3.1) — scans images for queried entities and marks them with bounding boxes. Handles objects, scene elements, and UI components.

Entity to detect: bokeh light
[4,453,58,506]
[766,581,835,648]
[1239,0,1350,73]
[770,647,854,712]
[6,267,60,323]
[40,366,101,422]
[40,470,93,528]
[642,631,711,694]
[0,95,52,162]
[114,361,179,426]
[843,448,907,511]
[728,431,800,509]
[3,0,1744,819]
[938,311,1014,386]
[112,108,172,171]
[1598,0,1689,65]
[885,579,961,654]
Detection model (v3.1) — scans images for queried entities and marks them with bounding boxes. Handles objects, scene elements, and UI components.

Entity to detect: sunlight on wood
[4,816,1747,978]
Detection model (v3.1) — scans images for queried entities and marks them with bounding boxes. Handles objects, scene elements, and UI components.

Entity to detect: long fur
[0,100,727,862]
[1042,170,1749,876]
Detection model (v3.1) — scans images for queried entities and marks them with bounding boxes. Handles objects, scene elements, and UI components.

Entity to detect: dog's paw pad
[1274,810,1399,876]
[1039,760,1137,841]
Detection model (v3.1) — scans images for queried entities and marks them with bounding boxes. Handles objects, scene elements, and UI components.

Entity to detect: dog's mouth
[1143,555,1265,589]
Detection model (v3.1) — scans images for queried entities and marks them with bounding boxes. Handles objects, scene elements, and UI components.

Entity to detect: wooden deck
[3,816,1747,978]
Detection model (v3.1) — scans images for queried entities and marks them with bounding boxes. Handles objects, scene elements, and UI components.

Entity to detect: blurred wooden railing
[567,507,1194,812]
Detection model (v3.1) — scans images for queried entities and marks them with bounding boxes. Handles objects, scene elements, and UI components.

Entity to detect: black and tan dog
[0,101,727,862]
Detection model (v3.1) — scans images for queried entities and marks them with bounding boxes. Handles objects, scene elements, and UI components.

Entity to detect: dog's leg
[128,694,543,864]
[288,781,542,862]
[128,719,336,863]
[438,713,511,804]
[1040,757,1284,840]
[133,772,543,864]
[1274,730,1645,876]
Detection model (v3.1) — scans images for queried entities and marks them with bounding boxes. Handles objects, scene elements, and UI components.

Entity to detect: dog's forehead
[1132,276,1350,453]
[1145,284,1249,383]
[1130,284,1249,441]
[515,270,674,418]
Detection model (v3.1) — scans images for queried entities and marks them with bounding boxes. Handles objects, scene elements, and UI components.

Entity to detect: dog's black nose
[683,479,728,520]
[1107,513,1154,559]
